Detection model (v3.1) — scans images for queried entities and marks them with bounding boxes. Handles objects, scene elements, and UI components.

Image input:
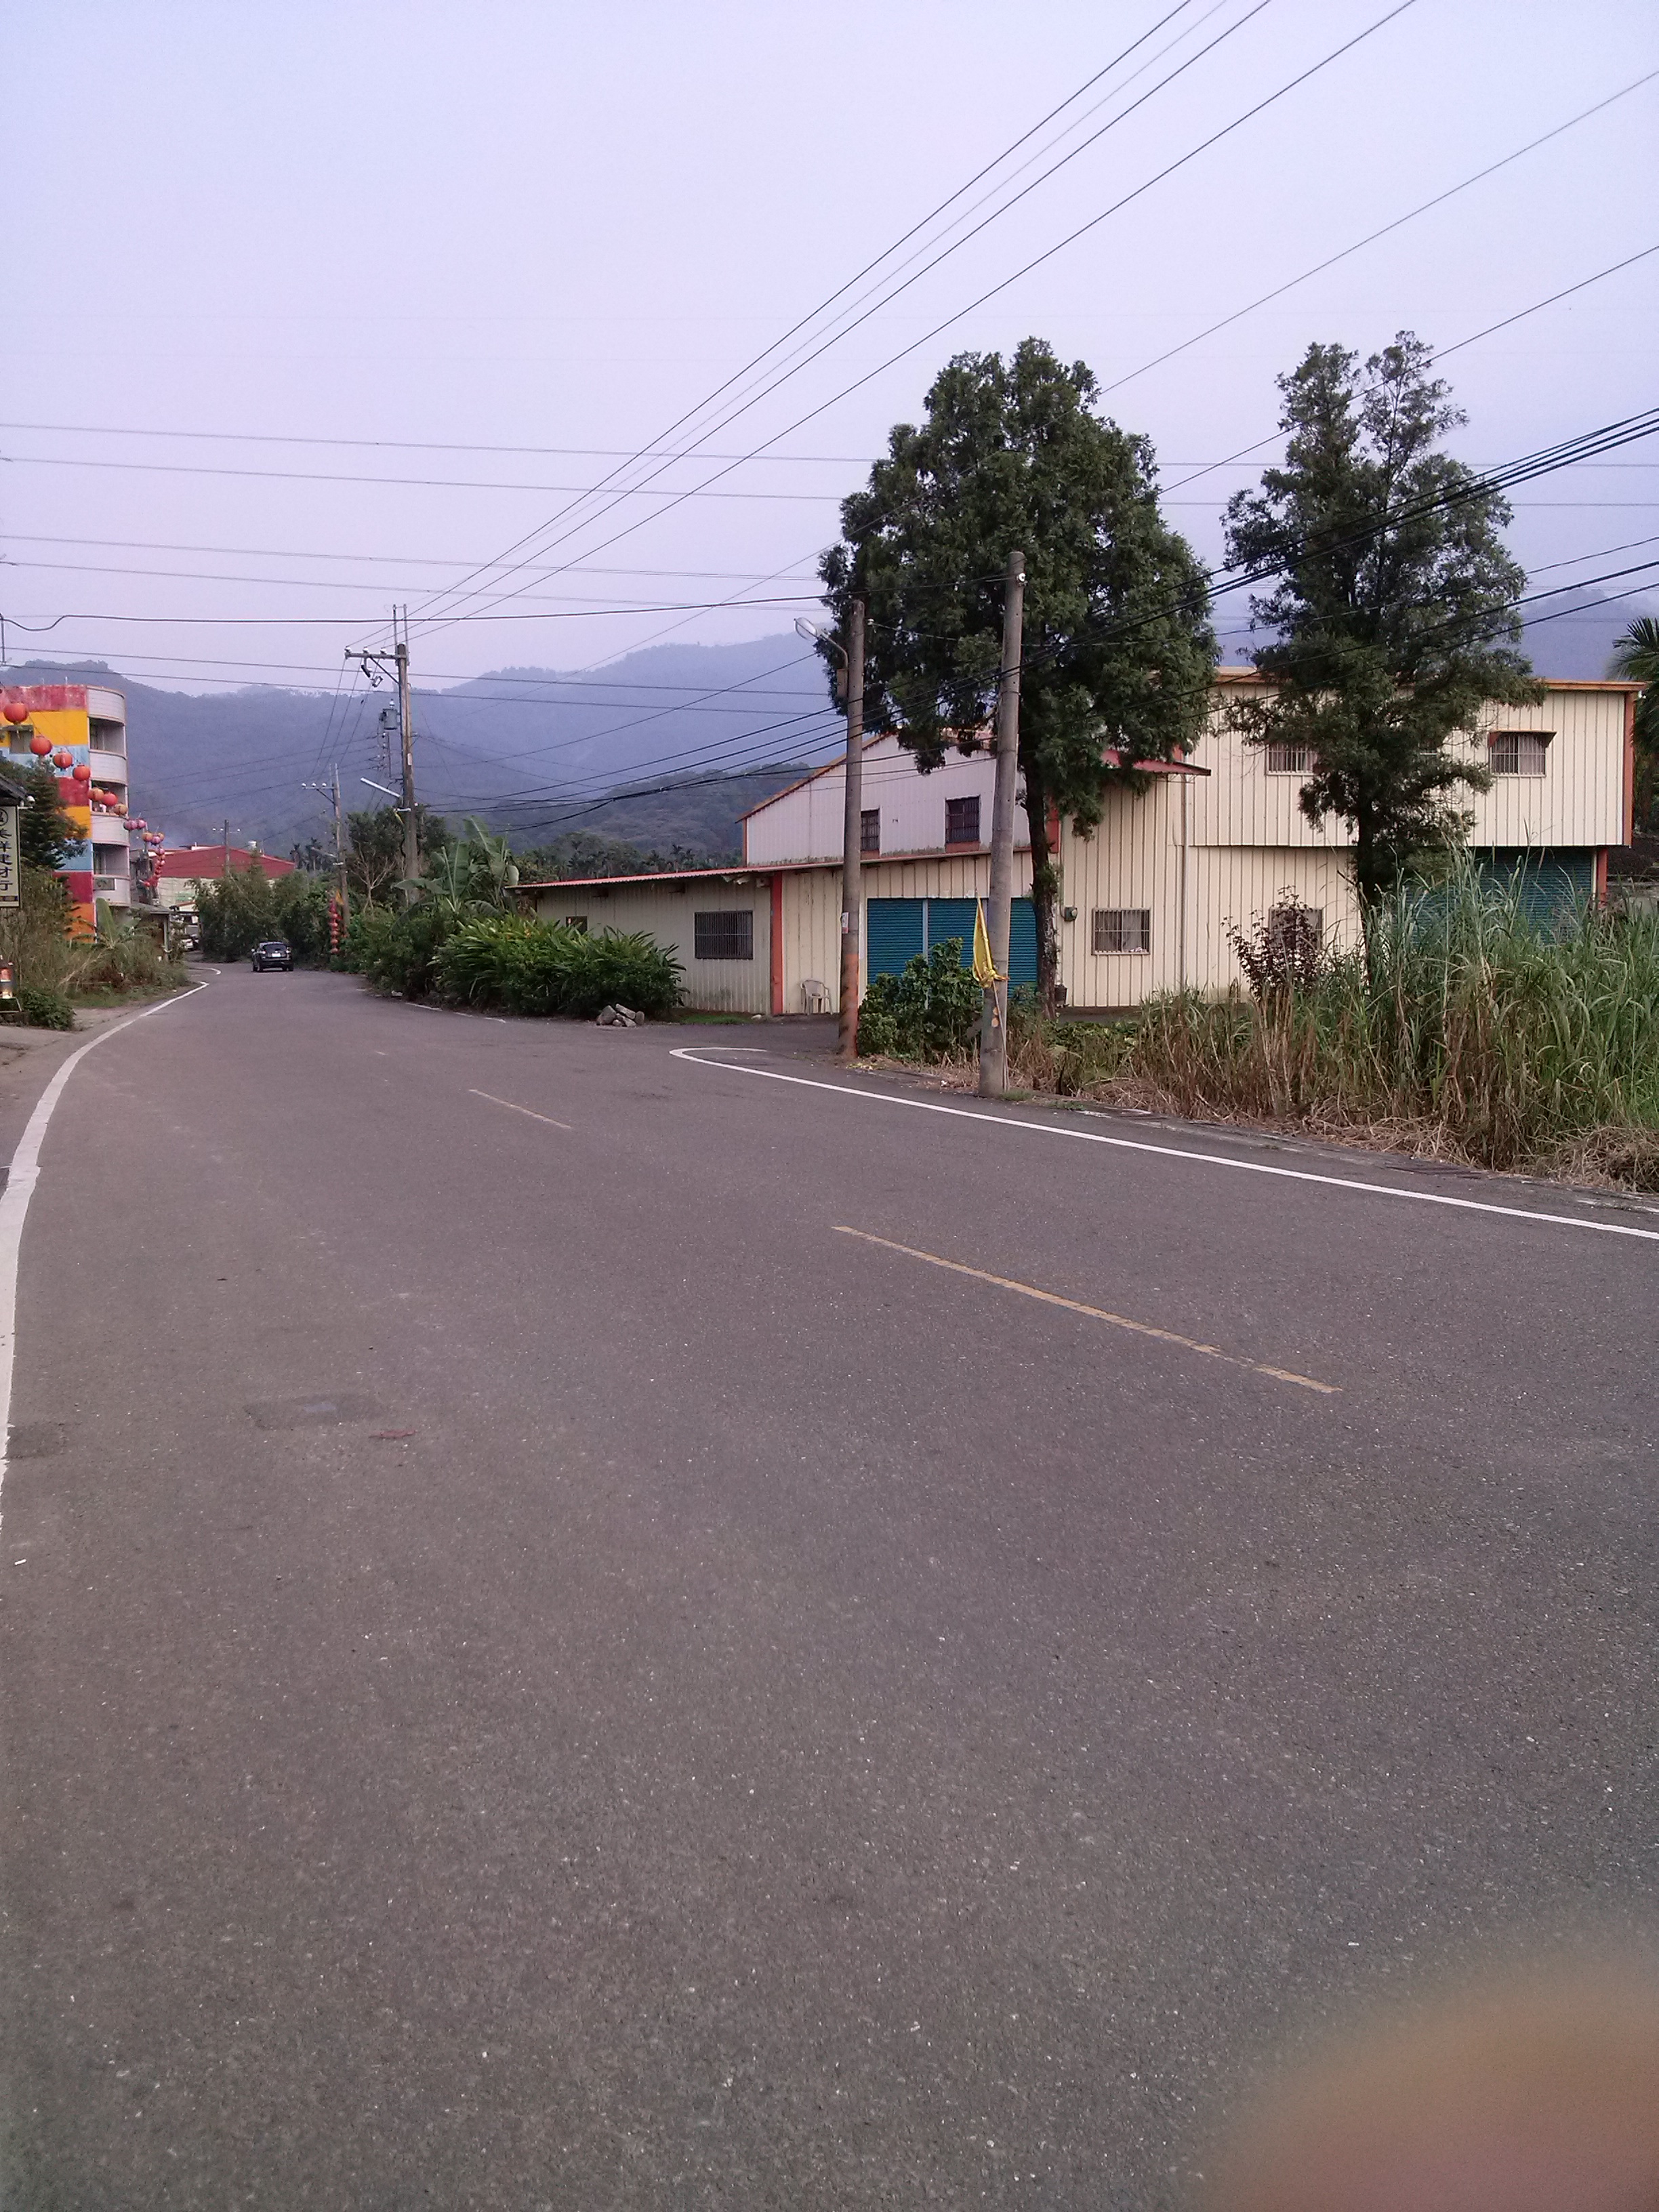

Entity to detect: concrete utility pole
[222,819,230,880]
[979,550,1025,1098]
[332,763,349,926]
[348,609,419,905]
[838,598,866,1059]
[395,613,417,897]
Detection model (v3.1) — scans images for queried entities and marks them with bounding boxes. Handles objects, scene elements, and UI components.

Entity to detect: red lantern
[3,701,26,725]
[53,747,72,769]
[123,817,138,831]
[136,819,147,830]
[28,734,51,758]
[72,761,91,784]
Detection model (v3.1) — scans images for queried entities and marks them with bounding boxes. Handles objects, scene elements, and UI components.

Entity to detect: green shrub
[12,983,74,1030]
[434,916,682,1019]
[856,938,983,1060]
[347,901,455,998]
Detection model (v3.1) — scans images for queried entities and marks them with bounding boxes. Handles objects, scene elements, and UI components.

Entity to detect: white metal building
[515,674,1637,1014]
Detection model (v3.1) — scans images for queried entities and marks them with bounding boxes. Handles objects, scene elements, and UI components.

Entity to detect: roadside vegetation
[338,814,684,1019]
[0,770,184,1028]
[197,863,333,962]
[992,870,1659,1187]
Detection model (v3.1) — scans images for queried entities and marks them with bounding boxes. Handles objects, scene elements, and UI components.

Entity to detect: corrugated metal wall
[1458,688,1626,849]
[1055,781,1362,1008]
[529,879,773,1014]
[777,852,1031,1014]
[746,736,1023,865]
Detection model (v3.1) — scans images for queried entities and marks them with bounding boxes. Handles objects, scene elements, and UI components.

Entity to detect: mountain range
[3,586,1645,859]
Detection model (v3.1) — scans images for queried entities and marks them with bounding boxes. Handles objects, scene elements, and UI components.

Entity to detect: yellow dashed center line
[833,1225,1338,1395]
[469,1089,573,1132]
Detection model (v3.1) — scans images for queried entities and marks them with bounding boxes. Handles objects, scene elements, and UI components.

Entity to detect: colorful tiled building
[0,682,153,935]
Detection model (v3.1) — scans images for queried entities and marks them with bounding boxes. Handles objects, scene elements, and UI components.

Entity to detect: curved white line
[668,1046,1659,1245]
[0,983,209,1521]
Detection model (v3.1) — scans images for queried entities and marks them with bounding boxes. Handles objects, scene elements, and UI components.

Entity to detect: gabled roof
[157,844,295,880]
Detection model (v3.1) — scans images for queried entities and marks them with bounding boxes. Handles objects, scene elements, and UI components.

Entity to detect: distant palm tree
[1612,615,1659,832]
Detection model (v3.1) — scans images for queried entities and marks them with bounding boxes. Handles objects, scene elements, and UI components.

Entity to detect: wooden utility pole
[838,598,866,1059]
[978,551,1025,1097]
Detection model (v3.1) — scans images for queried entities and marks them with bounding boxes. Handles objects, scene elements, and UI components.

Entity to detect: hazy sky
[5,0,1656,695]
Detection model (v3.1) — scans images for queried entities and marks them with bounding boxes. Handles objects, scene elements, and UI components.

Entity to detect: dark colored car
[251,939,293,972]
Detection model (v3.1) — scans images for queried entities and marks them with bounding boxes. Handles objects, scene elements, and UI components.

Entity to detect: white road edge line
[0,983,210,1527]
[669,1048,1659,1246]
[468,1088,573,1131]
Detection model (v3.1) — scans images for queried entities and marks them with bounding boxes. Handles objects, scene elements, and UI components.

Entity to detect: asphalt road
[2,965,1656,2208]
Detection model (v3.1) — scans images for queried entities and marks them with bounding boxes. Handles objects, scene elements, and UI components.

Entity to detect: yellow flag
[972,899,1000,986]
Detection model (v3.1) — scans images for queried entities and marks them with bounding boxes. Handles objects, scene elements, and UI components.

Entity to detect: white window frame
[1264,741,1315,775]
[1488,731,1550,777]
[1092,907,1151,955]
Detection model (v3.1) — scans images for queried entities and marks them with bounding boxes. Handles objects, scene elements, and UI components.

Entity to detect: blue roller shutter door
[865,895,1038,985]
[866,899,924,979]
[926,899,977,966]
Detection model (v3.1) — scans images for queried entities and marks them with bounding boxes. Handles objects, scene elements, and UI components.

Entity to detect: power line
[1094,68,1659,398]
[387,0,1234,641]
[1160,241,1659,497]
[0,453,848,501]
[406,0,1421,647]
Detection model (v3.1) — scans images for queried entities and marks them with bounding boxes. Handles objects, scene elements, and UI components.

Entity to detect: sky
[5,0,1656,705]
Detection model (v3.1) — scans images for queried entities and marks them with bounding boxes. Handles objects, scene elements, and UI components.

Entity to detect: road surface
[2,966,1656,2207]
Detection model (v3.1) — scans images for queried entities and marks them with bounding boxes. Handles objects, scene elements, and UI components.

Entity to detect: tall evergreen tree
[1221,333,1540,902]
[18,762,77,875]
[819,340,1215,1006]
[1611,614,1659,832]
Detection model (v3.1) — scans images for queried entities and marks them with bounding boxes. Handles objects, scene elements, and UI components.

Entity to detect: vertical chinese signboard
[0,803,18,908]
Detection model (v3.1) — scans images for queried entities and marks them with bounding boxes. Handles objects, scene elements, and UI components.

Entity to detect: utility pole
[332,762,348,916]
[979,550,1025,1098]
[222,819,230,879]
[349,607,419,905]
[838,598,866,1059]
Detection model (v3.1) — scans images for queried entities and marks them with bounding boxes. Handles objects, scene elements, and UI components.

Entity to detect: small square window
[1488,731,1549,776]
[860,808,880,854]
[694,909,754,960]
[564,914,588,933]
[945,795,981,846]
[1092,908,1151,954]
[1264,742,1315,775]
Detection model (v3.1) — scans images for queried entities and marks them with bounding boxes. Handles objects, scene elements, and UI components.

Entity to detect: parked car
[251,939,293,972]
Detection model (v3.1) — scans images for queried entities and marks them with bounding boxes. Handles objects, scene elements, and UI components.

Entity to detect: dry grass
[989,871,1659,1193]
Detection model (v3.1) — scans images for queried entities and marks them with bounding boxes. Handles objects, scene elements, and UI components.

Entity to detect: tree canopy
[18,762,77,875]
[1221,333,1540,900]
[1612,614,1659,832]
[819,338,1215,1001]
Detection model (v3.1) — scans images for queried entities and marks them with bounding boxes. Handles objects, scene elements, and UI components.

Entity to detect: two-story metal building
[514,673,1637,1015]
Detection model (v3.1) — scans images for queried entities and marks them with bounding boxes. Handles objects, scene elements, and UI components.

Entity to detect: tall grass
[1010,864,1659,1185]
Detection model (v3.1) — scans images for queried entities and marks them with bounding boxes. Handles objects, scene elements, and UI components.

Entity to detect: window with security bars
[944,795,981,846]
[1092,907,1151,954]
[1267,903,1322,958]
[1488,731,1549,776]
[1265,742,1315,775]
[860,808,880,853]
[693,909,754,960]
